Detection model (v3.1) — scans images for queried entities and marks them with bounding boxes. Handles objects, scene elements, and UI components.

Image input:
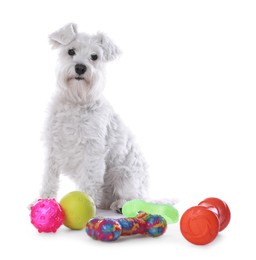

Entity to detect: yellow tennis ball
[59,191,96,230]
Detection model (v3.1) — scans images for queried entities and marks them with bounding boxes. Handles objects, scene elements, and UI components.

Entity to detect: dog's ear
[49,23,77,48]
[95,32,121,61]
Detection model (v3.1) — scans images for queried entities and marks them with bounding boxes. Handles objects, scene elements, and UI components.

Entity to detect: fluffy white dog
[39,23,148,212]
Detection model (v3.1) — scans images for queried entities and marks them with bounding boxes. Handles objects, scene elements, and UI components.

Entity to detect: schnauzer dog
[39,23,148,212]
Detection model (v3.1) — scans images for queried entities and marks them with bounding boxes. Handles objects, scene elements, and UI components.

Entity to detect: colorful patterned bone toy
[86,212,167,241]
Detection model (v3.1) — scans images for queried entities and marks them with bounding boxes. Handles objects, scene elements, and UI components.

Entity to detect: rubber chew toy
[180,197,231,245]
[122,199,179,224]
[86,212,167,241]
[30,199,64,233]
[30,192,96,232]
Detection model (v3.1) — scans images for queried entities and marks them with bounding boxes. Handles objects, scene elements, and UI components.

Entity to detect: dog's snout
[75,64,87,75]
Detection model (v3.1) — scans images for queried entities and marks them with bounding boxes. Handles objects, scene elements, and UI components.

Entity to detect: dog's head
[49,23,120,104]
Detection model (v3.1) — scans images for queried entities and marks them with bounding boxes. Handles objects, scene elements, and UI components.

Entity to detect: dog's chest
[50,105,106,155]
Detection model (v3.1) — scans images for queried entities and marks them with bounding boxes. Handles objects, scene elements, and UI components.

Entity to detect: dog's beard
[57,69,104,105]
[67,78,89,103]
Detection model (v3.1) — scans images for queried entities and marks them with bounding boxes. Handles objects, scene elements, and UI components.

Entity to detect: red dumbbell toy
[180,197,231,245]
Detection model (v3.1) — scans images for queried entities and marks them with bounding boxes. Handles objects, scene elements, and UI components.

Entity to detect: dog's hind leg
[101,166,148,213]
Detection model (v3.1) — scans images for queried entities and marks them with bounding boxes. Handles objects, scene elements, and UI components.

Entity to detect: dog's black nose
[75,64,87,75]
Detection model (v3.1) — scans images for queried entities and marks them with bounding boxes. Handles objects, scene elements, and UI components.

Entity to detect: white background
[0,0,255,259]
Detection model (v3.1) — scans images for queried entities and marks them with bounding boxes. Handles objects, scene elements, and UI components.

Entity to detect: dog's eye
[68,49,76,56]
[90,54,98,61]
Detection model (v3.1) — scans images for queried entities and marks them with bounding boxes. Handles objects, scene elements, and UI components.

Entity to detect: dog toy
[86,212,167,241]
[30,191,96,232]
[180,197,231,245]
[59,191,96,230]
[122,199,179,224]
[30,199,64,233]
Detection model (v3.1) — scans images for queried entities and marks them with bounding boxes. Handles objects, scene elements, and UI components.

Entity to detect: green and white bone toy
[122,200,179,224]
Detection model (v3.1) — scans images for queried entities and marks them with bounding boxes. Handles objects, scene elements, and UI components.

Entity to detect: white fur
[39,23,148,212]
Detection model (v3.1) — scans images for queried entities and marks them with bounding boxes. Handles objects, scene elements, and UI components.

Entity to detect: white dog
[39,23,148,212]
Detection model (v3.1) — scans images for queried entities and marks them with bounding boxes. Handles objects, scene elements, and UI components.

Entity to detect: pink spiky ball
[30,199,64,233]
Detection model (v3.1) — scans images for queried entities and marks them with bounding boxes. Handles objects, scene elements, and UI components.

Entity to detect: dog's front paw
[28,191,57,210]
[110,199,127,213]
[40,191,56,199]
